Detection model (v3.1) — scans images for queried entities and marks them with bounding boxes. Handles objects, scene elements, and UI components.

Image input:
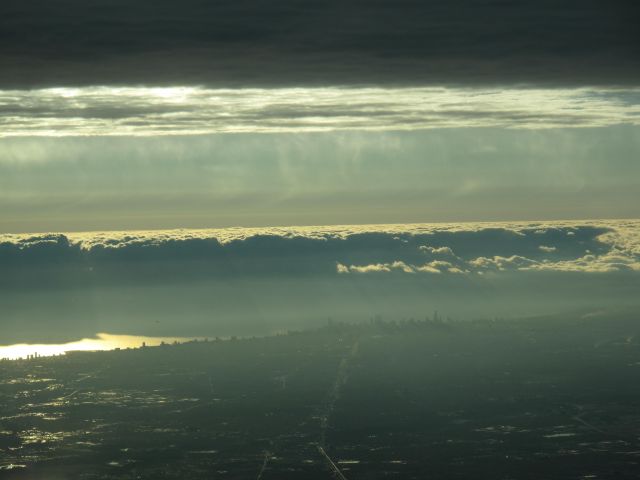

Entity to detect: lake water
[0,333,204,360]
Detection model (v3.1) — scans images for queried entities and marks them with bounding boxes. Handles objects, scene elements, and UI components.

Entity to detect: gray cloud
[1,221,638,286]
[338,224,640,275]
[1,1,638,88]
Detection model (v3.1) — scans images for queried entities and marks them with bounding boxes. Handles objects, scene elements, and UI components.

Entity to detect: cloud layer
[2,221,638,284]
[2,221,638,343]
[1,0,639,88]
[2,87,640,136]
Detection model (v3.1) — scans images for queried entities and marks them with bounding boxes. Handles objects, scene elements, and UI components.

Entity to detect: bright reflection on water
[0,333,203,360]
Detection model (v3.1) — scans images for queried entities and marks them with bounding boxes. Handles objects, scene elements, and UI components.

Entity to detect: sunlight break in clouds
[1,87,639,136]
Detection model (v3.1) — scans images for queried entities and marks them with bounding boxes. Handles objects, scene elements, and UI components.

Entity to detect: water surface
[0,333,202,360]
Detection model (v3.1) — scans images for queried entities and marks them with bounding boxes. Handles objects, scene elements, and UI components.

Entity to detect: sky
[1,1,639,232]
[1,1,639,343]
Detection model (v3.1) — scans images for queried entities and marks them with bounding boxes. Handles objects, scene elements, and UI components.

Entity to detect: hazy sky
[1,1,639,343]
[1,2,639,232]
[1,124,638,232]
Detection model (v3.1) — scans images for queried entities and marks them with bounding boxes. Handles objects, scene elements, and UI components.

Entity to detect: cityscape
[2,312,639,479]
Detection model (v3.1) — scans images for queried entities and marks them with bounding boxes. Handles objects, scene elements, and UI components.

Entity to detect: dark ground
[1,313,639,479]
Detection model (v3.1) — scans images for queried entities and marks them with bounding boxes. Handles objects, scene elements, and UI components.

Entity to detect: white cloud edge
[1,86,639,137]
[1,219,639,274]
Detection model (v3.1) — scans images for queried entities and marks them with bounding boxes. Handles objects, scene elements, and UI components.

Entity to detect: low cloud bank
[1,221,638,344]
[1,221,638,286]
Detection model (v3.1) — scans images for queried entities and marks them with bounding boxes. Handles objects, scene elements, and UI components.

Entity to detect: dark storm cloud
[0,0,638,88]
